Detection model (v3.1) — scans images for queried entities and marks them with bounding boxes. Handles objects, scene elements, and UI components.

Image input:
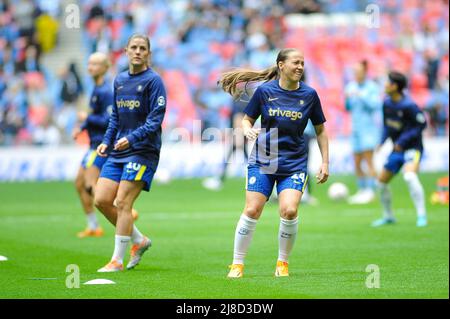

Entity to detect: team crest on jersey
[92,96,97,103]
[416,113,426,123]
[299,100,304,105]
[137,85,143,92]
[158,96,166,106]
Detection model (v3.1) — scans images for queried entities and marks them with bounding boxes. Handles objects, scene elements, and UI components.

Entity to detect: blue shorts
[246,165,308,199]
[384,149,423,174]
[81,149,107,170]
[351,131,378,153]
[99,160,155,192]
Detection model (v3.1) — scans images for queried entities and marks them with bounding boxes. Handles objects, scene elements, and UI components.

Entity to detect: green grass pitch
[0,173,448,298]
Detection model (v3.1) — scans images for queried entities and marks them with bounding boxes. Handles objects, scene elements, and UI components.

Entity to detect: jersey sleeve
[380,102,389,144]
[310,90,326,125]
[243,86,262,120]
[85,89,113,130]
[101,80,119,148]
[125,75,167,145]
[396,101,427,149]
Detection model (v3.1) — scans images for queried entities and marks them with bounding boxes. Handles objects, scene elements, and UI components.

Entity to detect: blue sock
[366,177,376,190]
[357,178,365,191]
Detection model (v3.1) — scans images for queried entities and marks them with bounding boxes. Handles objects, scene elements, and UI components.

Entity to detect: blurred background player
[372,71,428,227]
[95,34,166,272]
[344,60,382,204]
[73,52,112,238]
[219,48,329,278]
[202,90,250,191]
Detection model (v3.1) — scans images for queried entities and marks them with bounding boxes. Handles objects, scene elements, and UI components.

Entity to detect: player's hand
[375,144,382,153]
[97,143,108,157]
[78,111,88,122]
[72,127,81,139]
[393,144,403,152]
[114,137,130,151]
[243,127,261,140]
[316,163,329,184]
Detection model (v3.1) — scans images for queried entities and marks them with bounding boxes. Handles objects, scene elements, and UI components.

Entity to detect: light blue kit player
[218,49,330,278]
[345,60,382,204]
[94,34,166,272]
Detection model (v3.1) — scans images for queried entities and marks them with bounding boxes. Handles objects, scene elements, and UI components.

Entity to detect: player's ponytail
[218,66,278,98]
[218,48,299,98]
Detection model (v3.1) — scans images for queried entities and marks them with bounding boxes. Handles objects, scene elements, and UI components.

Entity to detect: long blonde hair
[218,48,298,98]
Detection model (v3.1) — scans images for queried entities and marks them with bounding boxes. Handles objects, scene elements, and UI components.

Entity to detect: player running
[372,71,428,227]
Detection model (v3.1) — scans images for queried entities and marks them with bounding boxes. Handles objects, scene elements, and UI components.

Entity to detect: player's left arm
[125,76,167,146]
[314,123,329,184]
[395,102,427,151]
[310,91,329,184]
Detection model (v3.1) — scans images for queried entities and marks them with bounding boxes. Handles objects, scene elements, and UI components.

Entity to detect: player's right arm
[242,87,263,140]
[377,102,390,152]
[242,115,260,140]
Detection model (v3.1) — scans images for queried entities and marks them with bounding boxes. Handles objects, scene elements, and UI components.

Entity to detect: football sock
[357,177,366,191]
[112,235,130,264]
[86,212,99,230]
[403,172,426,218]
[232,214,258,265]
[131,225,145,244]
[278,217,299,262]
[366,177,376,191]
[378,182,394,219]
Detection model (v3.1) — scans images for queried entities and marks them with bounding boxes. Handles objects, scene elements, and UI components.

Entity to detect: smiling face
[125,36,151,68]
[278,50,304,84]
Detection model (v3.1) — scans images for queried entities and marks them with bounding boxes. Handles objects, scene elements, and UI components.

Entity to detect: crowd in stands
[0,0,448,146]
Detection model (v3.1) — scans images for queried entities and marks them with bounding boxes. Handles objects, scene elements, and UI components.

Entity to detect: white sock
[378,182,394,219]
[112,235,130,264]
[232,214,258,265]
[86,212,98,230]
[278,217,299,263]
[403,172,427,218]
[131,225,145,244]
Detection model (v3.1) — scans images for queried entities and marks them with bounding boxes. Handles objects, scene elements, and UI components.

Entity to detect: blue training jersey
[244,80,326,175]
[381,95,427,151]
[80,80,113,149]
[102,68,167,170]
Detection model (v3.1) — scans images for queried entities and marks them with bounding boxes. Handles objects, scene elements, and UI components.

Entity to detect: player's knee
[403,171,418,183]
[94,195,111,210]
[84,185,93,196]
[115,198,132,213]
[280,207,298,220]
[244,206,262,219]
[75,176,84,191]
